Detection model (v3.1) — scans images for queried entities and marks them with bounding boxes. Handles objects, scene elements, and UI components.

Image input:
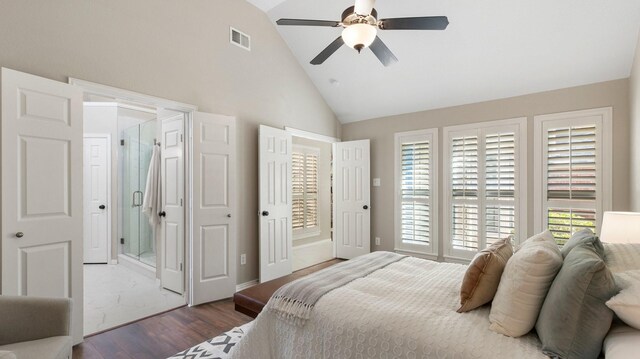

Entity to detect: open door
[1,68,84,343]
[334,140,371,259]
[160,112,185,294]
[259,125,293,283]
[191,112,237,305]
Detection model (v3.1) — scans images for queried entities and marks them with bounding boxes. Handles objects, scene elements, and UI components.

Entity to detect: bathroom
[82,99,186,335]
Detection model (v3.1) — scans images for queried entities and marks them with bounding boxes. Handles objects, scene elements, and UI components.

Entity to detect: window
[444,118,527,260]
[292,145,320,238]
[394,129,438,257]
[534,108,612,244]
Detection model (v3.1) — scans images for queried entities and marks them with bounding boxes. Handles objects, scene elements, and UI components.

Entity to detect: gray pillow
[536,242,619,359]
[560,228,604,259]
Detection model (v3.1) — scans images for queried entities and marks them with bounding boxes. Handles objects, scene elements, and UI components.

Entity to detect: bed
[230,227,640,359]
[231,255,547,359]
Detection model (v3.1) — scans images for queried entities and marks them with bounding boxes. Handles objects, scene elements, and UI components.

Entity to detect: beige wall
[291,137,332,247]
[630,32,640,211]
[342,79,630,255]
[0,0,339,284]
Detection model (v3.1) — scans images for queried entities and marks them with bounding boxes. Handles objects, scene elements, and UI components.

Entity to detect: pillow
[604,243,640,273]
[606,270,640,329]
[603,324,640,359]
[536,242,619,359]
[457,237,513,313]
[489,230,563,337]
[0,352,16,359]
[560,228,604,259]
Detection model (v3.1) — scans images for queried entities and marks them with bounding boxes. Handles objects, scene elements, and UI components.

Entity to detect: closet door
[191,112,236,305]
[258,125,293,282]
[1,68,84,344]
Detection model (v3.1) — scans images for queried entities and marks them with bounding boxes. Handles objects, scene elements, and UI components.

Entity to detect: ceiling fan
[276,0,449,67]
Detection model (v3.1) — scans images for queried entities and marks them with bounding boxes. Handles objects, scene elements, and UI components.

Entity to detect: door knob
[159,211,166,217]
[363,205,369,210]
[261,211,269,217]
[15,232,24,238]
[227,214,232,218]
[99,204,106,210]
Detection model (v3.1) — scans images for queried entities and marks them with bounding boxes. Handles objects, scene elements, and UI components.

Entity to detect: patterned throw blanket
[267,251,407,326]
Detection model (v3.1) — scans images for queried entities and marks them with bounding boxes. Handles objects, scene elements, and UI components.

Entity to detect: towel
[142,144,162,225]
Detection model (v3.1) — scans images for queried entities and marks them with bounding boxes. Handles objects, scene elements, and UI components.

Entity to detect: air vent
[230,27,251,51]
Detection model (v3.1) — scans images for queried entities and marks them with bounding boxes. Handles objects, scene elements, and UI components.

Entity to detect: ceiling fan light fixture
[342,24,377,53]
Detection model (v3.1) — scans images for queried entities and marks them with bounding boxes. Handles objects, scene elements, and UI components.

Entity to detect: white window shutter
[394,129,438,257]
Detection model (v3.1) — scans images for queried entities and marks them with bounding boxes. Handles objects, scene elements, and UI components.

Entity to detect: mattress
[231,256,547,359]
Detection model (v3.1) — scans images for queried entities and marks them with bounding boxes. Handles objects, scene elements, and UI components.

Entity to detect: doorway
[291,136,334,271]
[81,101,186,335]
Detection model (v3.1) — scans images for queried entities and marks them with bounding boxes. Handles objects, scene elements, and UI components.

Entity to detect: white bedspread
[231,257,547,359]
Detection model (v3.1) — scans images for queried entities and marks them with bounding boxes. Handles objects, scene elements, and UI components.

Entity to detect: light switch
[373,178,381,187]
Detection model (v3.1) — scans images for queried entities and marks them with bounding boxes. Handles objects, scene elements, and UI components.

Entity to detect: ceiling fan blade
[354,0,376,15]
[369,36,398,67]
[379,16,449,30]
[311,37,345,65]
[276,19,341,27]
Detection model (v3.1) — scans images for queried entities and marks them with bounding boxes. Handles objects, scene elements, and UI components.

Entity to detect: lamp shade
[342,24,377,51]
[600,211,640,243]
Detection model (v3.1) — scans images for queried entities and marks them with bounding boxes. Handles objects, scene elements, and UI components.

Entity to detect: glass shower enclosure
[121,120,157,267]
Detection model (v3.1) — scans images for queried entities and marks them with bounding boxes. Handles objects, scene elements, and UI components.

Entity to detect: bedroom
[0,0,639,358]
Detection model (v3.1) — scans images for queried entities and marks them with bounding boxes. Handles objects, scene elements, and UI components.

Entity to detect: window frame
[292,144,321,240]
[443,117,528,262]
[394,128,439,259]
[533,107,613,238]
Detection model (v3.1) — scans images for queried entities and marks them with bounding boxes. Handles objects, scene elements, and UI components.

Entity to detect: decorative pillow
[606,270,640,329]
[604,243,640,273]
[536,242,619,359]
[457,237,513,313]
[488,230,563,337]
[560,228,604,259]
[603,324,640,359]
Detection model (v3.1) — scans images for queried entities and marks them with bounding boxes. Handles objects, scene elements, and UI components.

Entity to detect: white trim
[236,280,259,292]
[393,128,439,256]
[443,117,527,260]
[84,133,112,264]
[285,127,341,143]
[69,78,198,112]
[73,78,196,305]
[533,107,613,236]
[442,256,472,265]
[83,101,156,114]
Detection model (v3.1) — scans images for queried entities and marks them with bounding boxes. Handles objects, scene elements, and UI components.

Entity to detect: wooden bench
[233,259,343,318]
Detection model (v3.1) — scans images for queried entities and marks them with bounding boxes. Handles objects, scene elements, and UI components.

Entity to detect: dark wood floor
[73,299,252,359]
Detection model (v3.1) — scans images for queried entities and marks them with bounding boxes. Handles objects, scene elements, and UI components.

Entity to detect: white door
[191,112,237,305]
[259,125,293,283]
[160,112,185,294]
[1,68,84,344]
[83,135,110,264]
[334,140,371,259]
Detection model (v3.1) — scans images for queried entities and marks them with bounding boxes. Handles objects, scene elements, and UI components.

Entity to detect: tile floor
[84,263,185,335]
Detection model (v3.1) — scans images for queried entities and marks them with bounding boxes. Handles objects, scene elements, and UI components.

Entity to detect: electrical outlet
[375,237,381,246]
[373,178,381,187]
[240,254,246,265]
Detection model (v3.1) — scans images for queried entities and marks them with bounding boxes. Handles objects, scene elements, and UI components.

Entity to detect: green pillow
[536,242,619,359]
[560,228,604,259]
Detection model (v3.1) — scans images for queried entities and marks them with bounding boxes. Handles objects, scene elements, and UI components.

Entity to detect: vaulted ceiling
[248,0,640,123]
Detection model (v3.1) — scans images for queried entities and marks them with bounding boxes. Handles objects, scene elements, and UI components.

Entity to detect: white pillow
[606,270,640,329]
[489,230,563,337]
[603,323,640,359]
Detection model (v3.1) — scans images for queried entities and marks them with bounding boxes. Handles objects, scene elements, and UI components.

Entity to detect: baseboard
[236,280,258,292]
[110,259,118,265]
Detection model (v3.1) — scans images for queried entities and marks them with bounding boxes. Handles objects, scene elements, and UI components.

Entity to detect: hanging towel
[142,144,162,226]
